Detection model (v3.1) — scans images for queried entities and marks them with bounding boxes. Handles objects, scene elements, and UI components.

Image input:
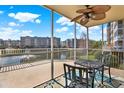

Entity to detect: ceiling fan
[71,5,111,25]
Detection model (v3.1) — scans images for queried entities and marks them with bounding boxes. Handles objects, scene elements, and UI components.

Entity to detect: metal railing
[0,48,124,70]
[88,48,124,70]
[0,48,74,66]
[0,48,73,56]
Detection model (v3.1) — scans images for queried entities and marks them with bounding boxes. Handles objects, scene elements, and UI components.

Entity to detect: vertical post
[0,50,1,56]
[112,26,114,49]
[58,48,60,59]
[102,24,104,54]
[86,27,89,59]
[46,48,48,59]
[70,48,72,60]
[51,10,54,79]
[74,22,76,62]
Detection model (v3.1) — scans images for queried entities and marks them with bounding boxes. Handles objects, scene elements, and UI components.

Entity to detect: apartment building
[33,37,50,48]
[0,39,4,48]
[53,37,61,48]
[61,38,86,48]
[107,20,124,49]
[3,39,20,48]
[21,36,34,48]
[21,36,60,48]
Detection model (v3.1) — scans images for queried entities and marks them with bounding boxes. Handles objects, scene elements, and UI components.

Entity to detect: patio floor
[0,60,73,88]
[0,59,124,88]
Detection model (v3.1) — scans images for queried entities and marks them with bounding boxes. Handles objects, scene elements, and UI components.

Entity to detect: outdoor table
[75,60,104,88]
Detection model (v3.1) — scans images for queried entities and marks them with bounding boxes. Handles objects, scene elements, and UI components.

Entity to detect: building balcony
[117,36,123,40]
[118,24,124,29]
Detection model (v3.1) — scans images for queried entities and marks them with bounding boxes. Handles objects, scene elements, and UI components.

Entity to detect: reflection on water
[0,56,20,66]
[0,55,35,66]
[0,52,69,67]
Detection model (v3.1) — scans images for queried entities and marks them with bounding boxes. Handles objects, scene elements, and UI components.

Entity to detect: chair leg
[91,69,95,88]
[98,70,101,74]
[65,79,68,88]
[108,67,112,82]
[101,66,104,85]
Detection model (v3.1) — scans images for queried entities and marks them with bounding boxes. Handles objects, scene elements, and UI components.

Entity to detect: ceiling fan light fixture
[88,13,93,17]
[92,14,96,19]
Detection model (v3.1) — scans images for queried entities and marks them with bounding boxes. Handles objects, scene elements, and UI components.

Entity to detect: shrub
[119,64,124,70]
[94,51,102,60]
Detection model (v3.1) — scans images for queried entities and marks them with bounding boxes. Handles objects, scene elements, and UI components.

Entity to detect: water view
[0,51,69,67]
[0,55,36,66]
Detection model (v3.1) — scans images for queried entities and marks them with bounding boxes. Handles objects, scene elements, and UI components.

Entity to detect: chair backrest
[96,53,112,67]
[96,53,103,63]
[103,54,112,66]
[63,63,88,88]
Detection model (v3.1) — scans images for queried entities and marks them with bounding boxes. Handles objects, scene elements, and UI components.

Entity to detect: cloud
[88,25,102,35]
[0,27,33,40]
[19,30,32,37]
[76,24,87,33]
[88,26,103,41]
[56,27,68,33]
[9,6,14,9]
[76,25,103,41]
[0,10,4,14]
[103,26,107,34]
[56,16,74,26]
[8,22,20,27]
[8,13,15,17]
[8,12,40,23]
[35,19,41,24]
[69,32,74,38]
[89,25,101,31]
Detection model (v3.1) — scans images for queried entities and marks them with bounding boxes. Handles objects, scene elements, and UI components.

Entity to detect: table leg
[91,69,95,88]
[101,66,104,84]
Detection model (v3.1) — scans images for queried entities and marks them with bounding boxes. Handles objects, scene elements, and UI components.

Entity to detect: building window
[118,20,123,24]
[118,20,123,28]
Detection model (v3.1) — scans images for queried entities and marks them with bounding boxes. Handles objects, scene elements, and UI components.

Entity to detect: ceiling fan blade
[80,18,89,25]
[71,14,83,22]
[76,9,85,13]
[92,5,111,13]
[91,13,105,20]
[76,8,92,13]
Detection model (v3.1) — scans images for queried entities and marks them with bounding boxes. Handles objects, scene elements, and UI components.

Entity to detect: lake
[0,55,36,66]
[0,53,68,67]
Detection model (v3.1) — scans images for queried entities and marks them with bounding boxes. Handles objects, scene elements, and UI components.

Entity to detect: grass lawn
[88,55,96,61]
[76,54,96,61]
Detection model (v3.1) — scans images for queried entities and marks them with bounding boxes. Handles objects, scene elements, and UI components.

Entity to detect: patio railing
[87,48,124,70]
[0,48,124,70]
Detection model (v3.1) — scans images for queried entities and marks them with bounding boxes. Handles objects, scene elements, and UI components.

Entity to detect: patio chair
[103,54,112,81]
[63,63,89,88]
[96,53,112,82]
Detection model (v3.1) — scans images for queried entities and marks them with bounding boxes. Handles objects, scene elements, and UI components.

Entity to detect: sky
[0,5,107,41]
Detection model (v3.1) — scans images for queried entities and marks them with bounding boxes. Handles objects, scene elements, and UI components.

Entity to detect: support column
[73,22,77,62]
[102,24,104,53]
[51,10,54,79]
[86,27,89,59]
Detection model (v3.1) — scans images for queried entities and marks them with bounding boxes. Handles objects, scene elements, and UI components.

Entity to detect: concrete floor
[0,60,73,88]
[0,60,124,88]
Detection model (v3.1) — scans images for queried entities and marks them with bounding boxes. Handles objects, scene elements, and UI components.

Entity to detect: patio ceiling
[45,5,124,27]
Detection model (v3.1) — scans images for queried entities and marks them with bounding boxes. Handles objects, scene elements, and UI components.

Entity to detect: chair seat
[97,66,109,71]
[68,81,88,88]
